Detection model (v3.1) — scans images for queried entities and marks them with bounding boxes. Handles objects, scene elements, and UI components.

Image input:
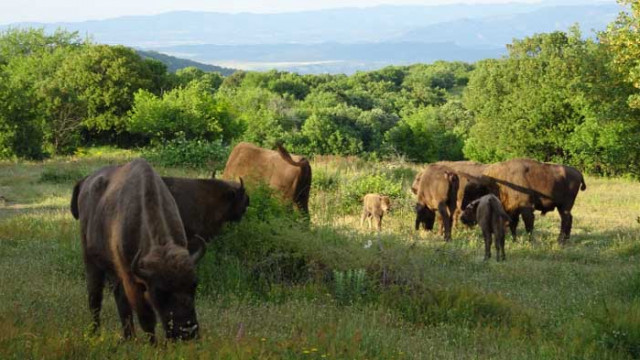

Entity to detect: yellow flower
[261,338,266,342]
[303,350,310,354]
[311,348,318,352]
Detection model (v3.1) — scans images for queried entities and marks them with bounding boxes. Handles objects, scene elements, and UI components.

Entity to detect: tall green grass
[1,151,640,358]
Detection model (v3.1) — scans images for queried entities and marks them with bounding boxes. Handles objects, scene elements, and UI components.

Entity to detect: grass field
[1,150,640,359]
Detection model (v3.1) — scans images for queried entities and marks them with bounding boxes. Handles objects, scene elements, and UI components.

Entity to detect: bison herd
[69,142,585,341]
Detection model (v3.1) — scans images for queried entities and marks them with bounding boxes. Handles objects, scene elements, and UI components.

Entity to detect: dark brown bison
[361,193,391,231]
[460,194,511,261]
[436,161,493,224]
[482,158,586,243]
[223,142,312,213]
[70,159,205,342]
[412,164,459,241]
[162,176,249,243]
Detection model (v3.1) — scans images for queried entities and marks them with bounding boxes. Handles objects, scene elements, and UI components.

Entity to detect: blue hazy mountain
[1,1,621,74]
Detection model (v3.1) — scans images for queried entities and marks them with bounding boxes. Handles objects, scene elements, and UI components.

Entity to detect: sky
[0,0,609,25]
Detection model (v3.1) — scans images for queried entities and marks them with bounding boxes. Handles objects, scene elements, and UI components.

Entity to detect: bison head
[460,200,480,226]
[132,239,206,340]
[227,177,249,222]
[380,196,391,213]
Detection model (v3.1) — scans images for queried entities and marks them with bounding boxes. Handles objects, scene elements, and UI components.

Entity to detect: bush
[340,173,405,213]
[142,136,229,170]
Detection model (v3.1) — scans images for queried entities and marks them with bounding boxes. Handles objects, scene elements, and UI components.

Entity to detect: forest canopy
[0,1,638,177]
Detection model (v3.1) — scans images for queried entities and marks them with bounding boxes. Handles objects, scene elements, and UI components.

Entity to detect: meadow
[1,149,640,359]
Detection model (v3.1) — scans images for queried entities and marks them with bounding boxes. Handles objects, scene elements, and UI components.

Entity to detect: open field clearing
[1,152,640,359]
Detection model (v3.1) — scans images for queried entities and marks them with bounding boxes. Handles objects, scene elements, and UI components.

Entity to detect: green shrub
[142,136,229,170]
[340,173,405,213]
[333,268,368,305]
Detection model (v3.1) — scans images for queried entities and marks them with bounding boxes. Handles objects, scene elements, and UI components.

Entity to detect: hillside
[0,1,621,74]
[137,50,235,75]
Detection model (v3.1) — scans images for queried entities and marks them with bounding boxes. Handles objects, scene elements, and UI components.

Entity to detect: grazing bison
[412,164,459,241]
[436,161,493,225]
[223,142,312,213]
[162,176,249,243]
[460,194,511,261]
[361,193,391,231]
[482,158,586,243]
[70,159,205,342]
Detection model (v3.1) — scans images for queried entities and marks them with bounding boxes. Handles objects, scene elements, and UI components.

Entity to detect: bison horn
[190,235,207,264]
[239,177,244,190]
[131,249,153,282]
[211,170,216,179]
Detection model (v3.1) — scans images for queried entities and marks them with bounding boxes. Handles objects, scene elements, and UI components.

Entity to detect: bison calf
[361,194,391,231]
[460,194,511,261]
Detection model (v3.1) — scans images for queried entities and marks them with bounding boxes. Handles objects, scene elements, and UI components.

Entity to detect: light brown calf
[361,193,391,231]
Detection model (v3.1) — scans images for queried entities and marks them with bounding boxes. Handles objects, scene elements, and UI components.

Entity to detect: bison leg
[438,203,452,241]
[360,211,368,228]
[136,300,157,343]
[113,283,135,340]
[482,228,492,261]
[424,208,435,231]
[85,264,105,333]
[558,208,573,244]
[508,209,521,242]
[376,214,383,232]
[495,219,506,261]
[521,207,535,241]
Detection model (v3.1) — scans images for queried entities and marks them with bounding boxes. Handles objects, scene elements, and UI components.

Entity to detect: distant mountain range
[1,1,623,74]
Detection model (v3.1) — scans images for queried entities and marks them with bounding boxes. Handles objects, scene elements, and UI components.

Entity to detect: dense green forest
[0,0,638,176]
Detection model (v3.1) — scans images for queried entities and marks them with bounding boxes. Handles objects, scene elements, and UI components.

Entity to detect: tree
[127,80,235,142]
[601,0,640,109]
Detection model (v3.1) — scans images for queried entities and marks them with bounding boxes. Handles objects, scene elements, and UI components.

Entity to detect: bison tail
[276,143,307,167]
[580,178,587,191]
[70,179,84,219]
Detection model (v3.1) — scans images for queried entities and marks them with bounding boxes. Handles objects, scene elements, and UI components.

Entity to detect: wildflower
[261,338,266,342]
[303,350,310,354]
[311,348,318,352]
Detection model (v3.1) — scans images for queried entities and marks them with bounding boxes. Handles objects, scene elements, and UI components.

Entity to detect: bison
[71,159,205,342]
[481,158,586,243]
[412,164,459,241]
[162,176,249,243]
[361,193,391,231]
[223,142,312,213]
[436,161,493,225]
[460,194,511,261]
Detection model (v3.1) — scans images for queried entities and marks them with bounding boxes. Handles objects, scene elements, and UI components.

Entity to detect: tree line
[0,0,638,176]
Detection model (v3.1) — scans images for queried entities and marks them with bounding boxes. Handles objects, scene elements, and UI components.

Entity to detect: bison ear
[132,249,153,284]
[190,235,207,264]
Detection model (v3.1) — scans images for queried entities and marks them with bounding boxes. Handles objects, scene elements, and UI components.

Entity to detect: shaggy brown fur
[460,194,511,261]
[223,142,312,213]
[436,161,494,225]
[162,176,249,244]
[482,158,586,243]
[361,193,391,231]
[412,164,459,241]
[70,159,205,342]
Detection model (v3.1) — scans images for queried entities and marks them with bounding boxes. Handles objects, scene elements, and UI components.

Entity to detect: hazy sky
[0,0,608,25]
